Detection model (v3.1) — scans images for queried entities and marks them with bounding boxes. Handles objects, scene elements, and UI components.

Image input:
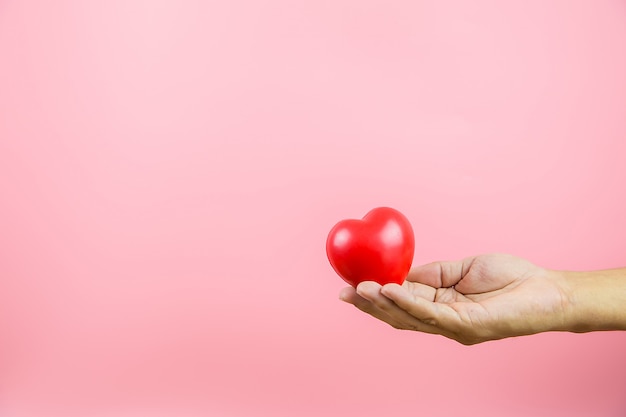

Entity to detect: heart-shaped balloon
[326,207,414,287]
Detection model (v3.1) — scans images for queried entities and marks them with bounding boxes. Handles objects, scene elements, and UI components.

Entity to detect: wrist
[550,270,589,333]
[551,268,626,333]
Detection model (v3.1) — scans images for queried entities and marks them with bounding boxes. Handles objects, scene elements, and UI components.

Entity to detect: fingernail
[357,281,376,293]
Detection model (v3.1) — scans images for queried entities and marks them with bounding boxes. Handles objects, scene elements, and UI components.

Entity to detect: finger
[381,283,460,331]
[403,280,437,301]
[357,282,445,336]
[339,286,358,303]
[340,286,387,317]
[339,285,407,329]
[407,257,476,288]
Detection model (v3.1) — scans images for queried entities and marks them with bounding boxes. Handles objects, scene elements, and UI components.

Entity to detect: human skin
[339,254,626,345]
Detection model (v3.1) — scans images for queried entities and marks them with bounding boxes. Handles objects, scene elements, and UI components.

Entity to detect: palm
[406,254,562,339]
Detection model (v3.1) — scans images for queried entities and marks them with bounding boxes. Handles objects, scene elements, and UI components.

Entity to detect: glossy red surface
[326,207,415,287]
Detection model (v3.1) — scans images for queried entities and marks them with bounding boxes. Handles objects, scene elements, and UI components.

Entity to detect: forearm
[555,268,626,333]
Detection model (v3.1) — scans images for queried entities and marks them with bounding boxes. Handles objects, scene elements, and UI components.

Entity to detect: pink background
[1,1,625,416]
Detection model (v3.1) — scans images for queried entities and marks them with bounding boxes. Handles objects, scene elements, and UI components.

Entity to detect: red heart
[326,207,415,288]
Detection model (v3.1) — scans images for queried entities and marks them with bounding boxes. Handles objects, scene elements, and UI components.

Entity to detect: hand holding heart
[327,210,626,344]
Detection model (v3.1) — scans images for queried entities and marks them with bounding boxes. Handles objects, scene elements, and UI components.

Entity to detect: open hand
[339,254,569,345]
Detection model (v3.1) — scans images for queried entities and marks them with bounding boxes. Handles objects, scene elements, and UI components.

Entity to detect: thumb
[407,257,475,289]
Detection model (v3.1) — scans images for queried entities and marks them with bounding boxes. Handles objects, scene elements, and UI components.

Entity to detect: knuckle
[421,317,438,327]
[457,337,478,346]
[454,330,484,346]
